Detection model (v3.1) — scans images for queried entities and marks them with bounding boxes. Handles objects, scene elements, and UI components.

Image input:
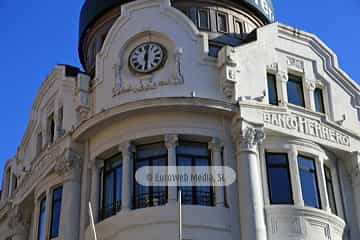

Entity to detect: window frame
[197,8,211,31]
[324,166,337,215]
[100,154,123,220]
[297,155,322,209]
[176,141,215,207]
[265,152,294,205]
[216,11,228,33]
[314,87,326,114]
[267,73,279,106]
[49,186,63,239]
[287,74,305,108]
[233,17,245,37]
[133,142,168,209]
[37,196,47,240]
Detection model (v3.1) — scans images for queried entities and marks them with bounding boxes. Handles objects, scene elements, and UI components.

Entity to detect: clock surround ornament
[129,42,167,74]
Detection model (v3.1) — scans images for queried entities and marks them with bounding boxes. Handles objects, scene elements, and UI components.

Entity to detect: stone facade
[1,0,359,240]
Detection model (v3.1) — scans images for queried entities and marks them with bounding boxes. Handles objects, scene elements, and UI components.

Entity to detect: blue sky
[0,0,359,182]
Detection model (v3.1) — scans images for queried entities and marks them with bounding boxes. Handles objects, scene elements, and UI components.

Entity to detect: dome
[79,0,274,43]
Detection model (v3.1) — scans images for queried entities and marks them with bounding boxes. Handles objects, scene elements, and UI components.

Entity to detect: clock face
[129,42,166,74]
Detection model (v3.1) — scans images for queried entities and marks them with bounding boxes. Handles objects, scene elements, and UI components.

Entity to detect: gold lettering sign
[264,112,350,147]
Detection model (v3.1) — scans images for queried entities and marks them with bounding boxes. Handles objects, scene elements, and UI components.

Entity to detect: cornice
[72,97,237,140]
[277,23,360,96]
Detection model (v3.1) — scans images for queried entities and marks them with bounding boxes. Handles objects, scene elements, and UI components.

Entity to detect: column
[288,146,304,206]
[119,141,134,211]
[232,118,267,240]
[277,71,288,107]
[165,134,178,205]
[208,138,225,207]
[90,159,103,222]
[56,148,82,240]
[316,155,331,212]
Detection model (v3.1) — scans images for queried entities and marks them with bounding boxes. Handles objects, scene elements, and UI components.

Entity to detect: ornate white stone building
[1,0,360,240]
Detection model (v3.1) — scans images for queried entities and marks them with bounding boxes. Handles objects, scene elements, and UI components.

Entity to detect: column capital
[276,71,288,83]
[118,141,135,158]
[164,134,178,149]
[54,148,82,181]
[208,138,223,152]
[232,118,266,151]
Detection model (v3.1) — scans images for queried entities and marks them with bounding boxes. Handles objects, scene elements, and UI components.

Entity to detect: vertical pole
[88,202,98,240]
[179,190,182,240]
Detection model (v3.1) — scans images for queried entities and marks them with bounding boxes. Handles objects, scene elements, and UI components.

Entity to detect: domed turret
[78,0,274,73]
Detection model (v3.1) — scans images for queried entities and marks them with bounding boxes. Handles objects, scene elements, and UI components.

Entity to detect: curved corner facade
[1,0,360,240]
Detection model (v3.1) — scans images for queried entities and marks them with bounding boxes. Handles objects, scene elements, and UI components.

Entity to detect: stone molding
[232,117,266,151]
[208,138,223,152]
[218,46,239,102]
[118,141,135,159]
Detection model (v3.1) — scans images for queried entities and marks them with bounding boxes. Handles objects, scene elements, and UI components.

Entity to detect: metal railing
[133,191,168,209]
[180,190,215,207]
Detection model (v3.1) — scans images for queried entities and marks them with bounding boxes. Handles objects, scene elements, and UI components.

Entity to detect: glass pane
[314,88,325,113]
[177,143,209,157]
[198,10,209,30]
[50,187,62,238]
[298,157,320,208]
[217,13,227,32]
[115,167,122,203]
[267,74,278,105]
[324,167,337,214]
[38,198,46,240]
[287,76,305,107]
[104,172,114,207]
[266,153,293,204]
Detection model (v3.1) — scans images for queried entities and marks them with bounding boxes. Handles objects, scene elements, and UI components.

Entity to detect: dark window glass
[38,197,46,240]
[209,44,222,57]
[298,156,321,208]
[47,113,55,144]
[198,9,210,30]
[134,143,167,209]
[314,88,325,113]
[37,132,43,154]
[287,75,305,107]
[325,166,337,214]
[234,19,244,35]
[266,153,293,204]
[50,187,63,238]
[100,154,122,220]
[217,12,228,32]
[267,73,278,105]
[177,142,214,206]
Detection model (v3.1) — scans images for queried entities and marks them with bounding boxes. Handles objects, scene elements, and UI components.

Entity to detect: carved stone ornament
[165,134,179,149]
[287,56,304,71]
[267,63,279,73]
[305,79,317,91]
[54,148,81,177]
[8,205,30,231]
[232,118,266,150]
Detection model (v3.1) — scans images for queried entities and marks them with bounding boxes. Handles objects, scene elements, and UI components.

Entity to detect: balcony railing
[133,191,168,209]
[180,190,215,207]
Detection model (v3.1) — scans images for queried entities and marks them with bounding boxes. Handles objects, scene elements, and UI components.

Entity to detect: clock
[129,42,166,74]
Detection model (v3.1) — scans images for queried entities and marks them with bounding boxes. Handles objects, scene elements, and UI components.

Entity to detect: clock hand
[144,46,149,70]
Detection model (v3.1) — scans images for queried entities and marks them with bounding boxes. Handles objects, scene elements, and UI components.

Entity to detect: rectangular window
[217,12,228,33]
[47,113,55,144]
[234,19,244,36]
[198,9,210,31]
[267,73,278,105]
[100,154,122,220]
[265,153,293,204]
[37,132,43,155]
[134,143,168,209]
[324,166,337,214]
[50,187,63,239]
[314,88,325,113]
[298,156,321,208]
[177,142,214,206]
[38,197,46,240]
[287,74,305,107]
